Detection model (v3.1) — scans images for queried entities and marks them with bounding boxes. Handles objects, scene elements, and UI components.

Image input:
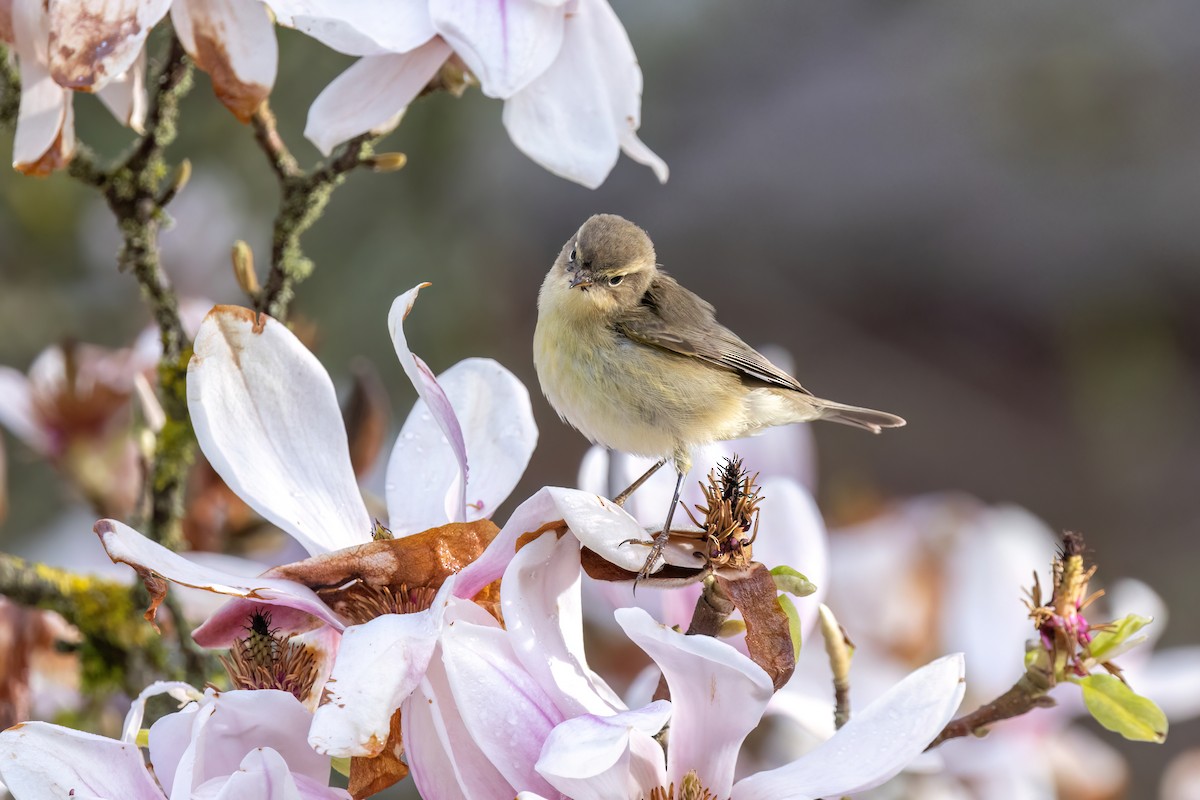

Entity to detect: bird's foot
[633,530,671,589]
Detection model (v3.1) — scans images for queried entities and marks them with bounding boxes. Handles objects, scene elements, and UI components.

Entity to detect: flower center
[220,610,319,702]
[331,582,439,625]
[648,770,718,800]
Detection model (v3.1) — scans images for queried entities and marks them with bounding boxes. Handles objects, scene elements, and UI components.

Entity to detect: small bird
[533,214,905,579]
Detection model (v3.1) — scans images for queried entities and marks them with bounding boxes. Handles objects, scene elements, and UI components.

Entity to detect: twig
[250,104,379,319]
[927,670,1056,749]
[0,43,19,125]
[0,553,175,695]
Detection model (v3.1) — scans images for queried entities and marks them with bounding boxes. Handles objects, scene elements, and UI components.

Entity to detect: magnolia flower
[265,0,667,188]
[395,515,963,800]
[0,682,350,799]
[0,340,148,516]
[2,0,276,173]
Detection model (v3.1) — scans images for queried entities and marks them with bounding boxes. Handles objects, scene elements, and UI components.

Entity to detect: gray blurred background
[1,0,1198,792]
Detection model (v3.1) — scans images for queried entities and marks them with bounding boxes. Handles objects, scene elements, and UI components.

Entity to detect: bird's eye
[608,275,624,286]
[570,248,577,261]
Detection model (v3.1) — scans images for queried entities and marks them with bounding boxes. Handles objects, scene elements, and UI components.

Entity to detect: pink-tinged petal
[188,306,372,556]
[0,366,50,453]
[193,596,333,648]
[96,48,147,131]
[172,0,278,122]
[305,41,449,156]
[502,0,665,188]
[147,702,202,793]
[201,748,298,800]
[404,653,517,800]
[188,690,332,786]
[453,487,563,598]
[535,703,670,800]
[386,284,469,522]
[308,588,450,757]
[617,607,773,798]
[429,0,563,99]
[440,620,562,796]
[502,531,624,717]
[552,487,699,572]
[265,0,434,56]
[47,0,171,90]
[732,654,967,800]
[386,358,537,535]
[751,478,828,640]
[10,53,75,175]
[96,518,346,631]
[0,721,164,800]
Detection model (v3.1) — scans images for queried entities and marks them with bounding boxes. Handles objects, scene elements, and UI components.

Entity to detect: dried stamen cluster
[219,611,318,703]
[684,456,762,570]
[647,771,717,800]
[330,582,439,626]
[1023,531,1112,679]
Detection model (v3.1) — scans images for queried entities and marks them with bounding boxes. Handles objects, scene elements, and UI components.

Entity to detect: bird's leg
[612,457,667,507]
[635,467,686,585]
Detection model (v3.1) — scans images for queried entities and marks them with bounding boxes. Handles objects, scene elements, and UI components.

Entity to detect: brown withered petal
[349,708,408,799]
[0,601,81,730]
[579,547,701,586]
[270,520,499,597]
[715,564,796,691]
[343,359,392,480]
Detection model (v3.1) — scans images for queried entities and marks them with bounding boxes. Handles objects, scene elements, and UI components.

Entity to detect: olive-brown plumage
[533,213,904,578]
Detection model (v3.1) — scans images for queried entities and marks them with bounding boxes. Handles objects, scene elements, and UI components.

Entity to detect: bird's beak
[569,269,594,289]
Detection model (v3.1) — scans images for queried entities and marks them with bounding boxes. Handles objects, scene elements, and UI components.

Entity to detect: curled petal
[430,0,563,98]
[387,357,537,535]
[188,306,372,556]
[305,41,450,156]
[386,283,469,521]
[11,54,75,175]
[0,721,164,799]
[732,654,967,800]
[617,607,773,798]
[121,681,202,743]
[96,49,147,131]
[502,0,666,188]
[96,518,345,632]
[501,531,623,717]
[203,747,351,800]
[172,0,278,122]
[0,366,50,453]
[47,0,171,90]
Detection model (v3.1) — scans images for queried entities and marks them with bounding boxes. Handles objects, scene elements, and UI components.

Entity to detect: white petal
[385,283,469,523]
[47,0,170,90]
[308,591,448,757]
[0,721,164,799]
[96,518,346,631]
[1134,646,1200,720]
[96,48,147,131]
[121,680,202,743]
[501,530,624,716]
[305,41,449,156]
[172,0,278,122]
[10,51,74,174]
[535,703,670,800]
[0,365,50,453]
[440,620,562,796]
[386,358,537,535]
[429,0,563,98]
[616,607,773,798]
[552,486,699,572]
[732,654,967,800]
[502,0,664,188]
[264,0,434,56]
[203,748,302,800]
[187,306,371,555]
[404,652,517,800]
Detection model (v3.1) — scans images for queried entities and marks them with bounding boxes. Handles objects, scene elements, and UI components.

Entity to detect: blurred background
[1,0,1198,794]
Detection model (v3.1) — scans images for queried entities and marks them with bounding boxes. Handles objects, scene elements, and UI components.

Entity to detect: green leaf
[777,594,802,660]
[1088,614,1152,662]
[1079,674,1168,743]
[771,565,816,597]
[331,756,352,778]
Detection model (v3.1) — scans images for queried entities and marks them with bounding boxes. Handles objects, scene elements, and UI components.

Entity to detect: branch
[250,104,379,319]
[0,43,19,126]
[67,34,197,552]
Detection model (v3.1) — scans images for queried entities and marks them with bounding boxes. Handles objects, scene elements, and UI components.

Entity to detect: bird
[533,213,905,580]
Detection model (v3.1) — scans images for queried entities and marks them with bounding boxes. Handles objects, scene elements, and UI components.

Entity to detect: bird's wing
[615,273,811,394]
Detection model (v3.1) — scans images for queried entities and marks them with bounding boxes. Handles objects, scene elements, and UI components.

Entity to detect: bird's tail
[812,398,906,434]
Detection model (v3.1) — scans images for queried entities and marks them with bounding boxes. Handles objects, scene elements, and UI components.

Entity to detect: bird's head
[554,214,657,312]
